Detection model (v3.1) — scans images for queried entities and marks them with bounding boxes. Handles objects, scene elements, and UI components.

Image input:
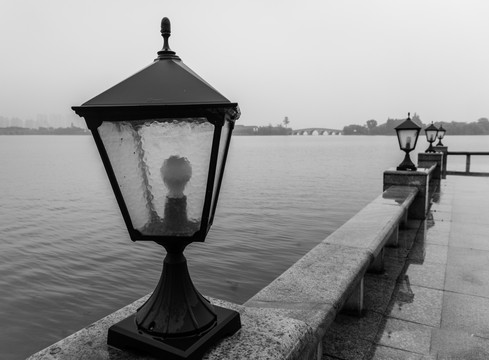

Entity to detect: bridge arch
[291,128,343,136]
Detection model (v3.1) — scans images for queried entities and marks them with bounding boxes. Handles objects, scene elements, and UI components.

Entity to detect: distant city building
[10,117,24,127]
[0,112,88,130]
[0,116,9,127]
[25,119,36,129]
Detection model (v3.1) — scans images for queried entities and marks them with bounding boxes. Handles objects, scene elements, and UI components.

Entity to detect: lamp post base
[108,305,241,359]
[396,152,417,171]
[426,143,436,153]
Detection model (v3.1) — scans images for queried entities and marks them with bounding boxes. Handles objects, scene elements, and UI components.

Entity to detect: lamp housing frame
[395,114,421,171]
[72,104,239,246]
[424,122,439,153]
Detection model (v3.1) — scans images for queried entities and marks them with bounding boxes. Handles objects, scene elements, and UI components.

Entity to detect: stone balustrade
[28,152,444,360]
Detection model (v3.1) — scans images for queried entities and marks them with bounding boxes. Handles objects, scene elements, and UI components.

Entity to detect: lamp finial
[157,17,180,60]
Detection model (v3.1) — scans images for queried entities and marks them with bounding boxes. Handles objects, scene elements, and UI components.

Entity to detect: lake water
[1,134,488,359]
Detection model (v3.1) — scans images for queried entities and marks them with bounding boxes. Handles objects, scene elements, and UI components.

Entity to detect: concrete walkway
[321,175,489,360]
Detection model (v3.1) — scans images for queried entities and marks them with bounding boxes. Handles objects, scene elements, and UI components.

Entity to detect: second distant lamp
[436,125,446,146]
[424,122,439,153]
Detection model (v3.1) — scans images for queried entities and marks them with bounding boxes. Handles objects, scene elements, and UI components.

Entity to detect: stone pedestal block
[418,152,443,181]
[383,168,431,219]
[435,146,448,179]
[418,152,443,196]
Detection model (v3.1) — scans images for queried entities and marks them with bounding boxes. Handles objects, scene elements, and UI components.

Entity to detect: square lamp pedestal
[108,305,241,360]
[383,168,430,220]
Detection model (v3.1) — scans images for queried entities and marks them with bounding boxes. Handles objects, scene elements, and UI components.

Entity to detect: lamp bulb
[406,136,412,149]
[161,156,192,198]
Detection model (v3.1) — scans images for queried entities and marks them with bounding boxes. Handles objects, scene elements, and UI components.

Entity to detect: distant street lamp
[436,125,446,146]
[72,17,241,359]
[424,122,439,153]
[395,113,421,171]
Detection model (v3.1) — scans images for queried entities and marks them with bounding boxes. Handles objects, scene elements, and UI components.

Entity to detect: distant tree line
[343,115,489,135]
[233,124,291,136]
[233,117,292,136]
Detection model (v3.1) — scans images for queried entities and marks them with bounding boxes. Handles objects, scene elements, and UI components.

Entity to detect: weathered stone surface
[369,345,436,359]
[363,277,397,314]
[323,186,417,258]
[244,302,336,340]
[376,185,418,206]
[418,152,443,181]
[322,330,372,359]
[387,284,443,327]
[441,292,489,339]
[384,167,433,188]
[245,243,371,310]
[27,296,316,360]
[377,317,434,355]
[26,295,151,360]
[435,146,448,179]
[431,328,489,359]
[445,247,489,298]
[203,305,316,360]
[403,260,446,290]
[324,215,397,257]
[383,167,433,219]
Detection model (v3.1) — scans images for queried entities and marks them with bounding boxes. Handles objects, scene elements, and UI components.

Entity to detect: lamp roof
[425,122,439,132]
[395,114,421,131]
[79,18,232,108]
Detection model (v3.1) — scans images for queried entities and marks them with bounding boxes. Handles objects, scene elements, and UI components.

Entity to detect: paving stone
[452,201,489,226]
[408,243,448,265]
[322,330,373,360]
[363,277,397,315]
[377,317,433,355]
[402,260,446,290]
[430,208,452,223]
[431,328,489,360]
[445,247,489,298]
[449,224,489,251]
[328,310,383,343]
[386,284,443,328]
[424,221,451,246]
[441,292,489,340]
[368,344,435,359]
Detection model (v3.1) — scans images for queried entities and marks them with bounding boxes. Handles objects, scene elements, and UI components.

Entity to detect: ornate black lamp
[436,125,446,146]
[72,17,241,359]
[395,113,421,171]
[424,122,439,153]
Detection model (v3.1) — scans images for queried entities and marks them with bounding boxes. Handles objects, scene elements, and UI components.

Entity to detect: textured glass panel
[425,130,438,142]
[98,122,150,230]
[397,129,418,151]
[98,118,214,237]
[209,120,231,225]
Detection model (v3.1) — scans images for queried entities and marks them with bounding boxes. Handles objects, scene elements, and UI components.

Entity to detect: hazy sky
[1,0,488,129]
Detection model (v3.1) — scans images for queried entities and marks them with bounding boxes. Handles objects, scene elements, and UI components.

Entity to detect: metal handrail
[446,151,489,176]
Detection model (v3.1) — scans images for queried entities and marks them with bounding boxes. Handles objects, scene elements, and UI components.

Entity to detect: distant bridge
[291,128,343,135]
